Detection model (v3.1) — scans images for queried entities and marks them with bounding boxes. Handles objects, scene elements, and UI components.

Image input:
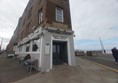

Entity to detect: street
[79,54,118,72]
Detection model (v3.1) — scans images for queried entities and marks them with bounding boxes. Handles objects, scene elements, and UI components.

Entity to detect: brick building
[7,0,75,72]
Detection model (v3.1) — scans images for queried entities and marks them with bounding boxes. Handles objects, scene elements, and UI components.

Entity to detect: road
[79,54,118,72]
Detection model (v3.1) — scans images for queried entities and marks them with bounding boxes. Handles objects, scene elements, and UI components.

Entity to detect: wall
[46,0,72,29]
[7,0,72,53]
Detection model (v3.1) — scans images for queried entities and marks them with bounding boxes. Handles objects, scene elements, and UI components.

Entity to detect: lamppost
[99,37,105,53]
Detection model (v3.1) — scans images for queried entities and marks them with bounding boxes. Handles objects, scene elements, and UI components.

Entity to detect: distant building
[6,0,75,72]
[86,50,102,56]
[75,50,85,56]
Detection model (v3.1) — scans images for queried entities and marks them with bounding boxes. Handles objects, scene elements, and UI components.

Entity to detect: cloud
[74,37,118,50]
[0,0,118,50]
[0,0,29,49]
[70,0,118,40]
[70,0,118,50]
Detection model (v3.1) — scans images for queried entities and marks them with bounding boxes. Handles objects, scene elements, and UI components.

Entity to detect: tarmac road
[79,54,118,72]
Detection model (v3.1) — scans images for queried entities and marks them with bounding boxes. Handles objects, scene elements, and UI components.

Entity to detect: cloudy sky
[0,0,118,51]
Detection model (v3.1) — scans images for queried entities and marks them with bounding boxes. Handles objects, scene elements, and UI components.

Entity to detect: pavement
[14,57,118,83]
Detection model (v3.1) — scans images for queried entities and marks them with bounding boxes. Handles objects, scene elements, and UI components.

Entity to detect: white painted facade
[15,26,76,72]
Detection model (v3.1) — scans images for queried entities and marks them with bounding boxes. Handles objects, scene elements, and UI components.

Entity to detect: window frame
[38,9,43,24]
[26,43,30,52]
[55,7,64,22]
[32,39,40,52]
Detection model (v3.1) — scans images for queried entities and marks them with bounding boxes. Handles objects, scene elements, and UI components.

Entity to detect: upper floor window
[56,7,64,22]
[39,10,43,24]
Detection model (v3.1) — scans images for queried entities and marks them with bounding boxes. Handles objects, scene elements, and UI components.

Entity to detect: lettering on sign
[53,35,67,39]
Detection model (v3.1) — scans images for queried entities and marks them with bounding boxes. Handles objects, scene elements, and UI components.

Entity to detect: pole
[0,38,3,51]
[99,37,105,53]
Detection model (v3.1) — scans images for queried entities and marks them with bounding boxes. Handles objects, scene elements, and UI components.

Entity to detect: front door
[53,41,68,65]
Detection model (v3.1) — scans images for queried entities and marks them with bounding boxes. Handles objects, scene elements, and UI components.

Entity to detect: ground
[0,52,38,83]
[79,54,118,70]
[0,52,118,83]
[14,55,118,83]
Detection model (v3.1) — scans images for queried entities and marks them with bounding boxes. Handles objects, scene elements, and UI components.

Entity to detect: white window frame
[39,11,43,24]
[56,7,64,22]
[19,46,22,52]
[26,43,30,52]
[32,39,40,52]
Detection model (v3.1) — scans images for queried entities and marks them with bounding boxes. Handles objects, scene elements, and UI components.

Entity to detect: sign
[45,43,50,54]
[53,35,67,39]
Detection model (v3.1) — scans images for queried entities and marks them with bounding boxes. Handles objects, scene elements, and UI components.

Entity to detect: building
[7,0,75,72]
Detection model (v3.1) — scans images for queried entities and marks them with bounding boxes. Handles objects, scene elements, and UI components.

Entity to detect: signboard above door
[53,35,67,40]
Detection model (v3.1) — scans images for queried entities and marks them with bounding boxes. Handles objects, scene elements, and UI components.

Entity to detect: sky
[0,0,118,51]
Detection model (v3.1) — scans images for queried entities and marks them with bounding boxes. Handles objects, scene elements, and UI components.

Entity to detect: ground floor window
[26,43,30,52]
[19,46,22,52]
[32,39,40,52]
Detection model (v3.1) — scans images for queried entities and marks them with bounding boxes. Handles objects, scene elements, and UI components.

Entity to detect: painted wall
[40,30,76,72]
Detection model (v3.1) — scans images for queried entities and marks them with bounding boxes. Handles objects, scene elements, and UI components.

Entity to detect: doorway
[53,41,68,65]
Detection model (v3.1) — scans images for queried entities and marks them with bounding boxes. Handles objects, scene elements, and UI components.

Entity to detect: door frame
[52,41,68,65]
[50,35,71,69]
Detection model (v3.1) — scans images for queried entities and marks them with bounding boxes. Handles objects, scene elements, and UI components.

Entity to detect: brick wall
[6,0,72,53]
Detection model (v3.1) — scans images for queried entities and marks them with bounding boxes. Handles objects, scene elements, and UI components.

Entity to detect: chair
[26,59,38,74]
